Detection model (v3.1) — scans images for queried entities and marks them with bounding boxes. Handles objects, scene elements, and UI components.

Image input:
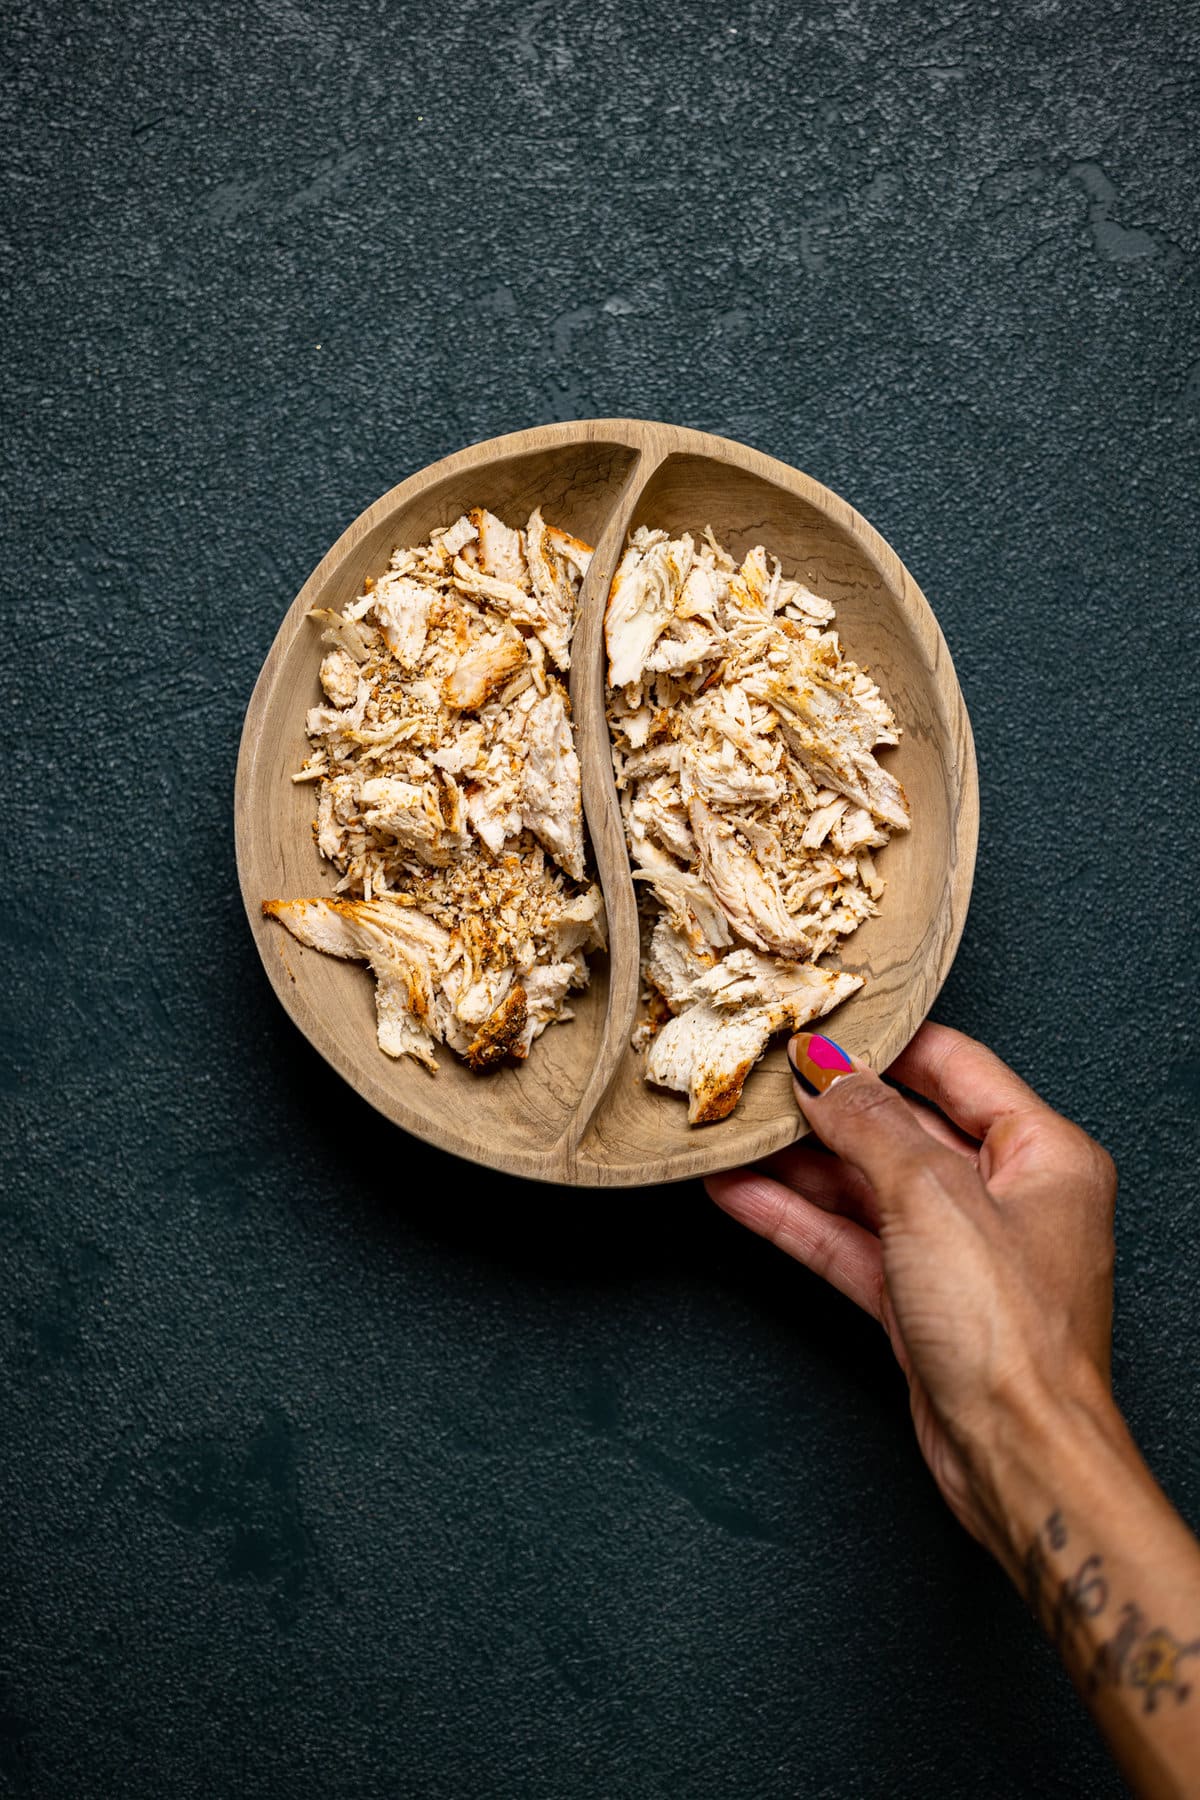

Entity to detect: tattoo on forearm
[1024,1512,1200,1714]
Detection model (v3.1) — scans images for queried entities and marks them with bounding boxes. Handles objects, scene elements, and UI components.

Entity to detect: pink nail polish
[788,1032,855,1095]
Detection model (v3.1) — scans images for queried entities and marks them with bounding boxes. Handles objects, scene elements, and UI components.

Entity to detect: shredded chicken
[264,510,604,1071]
[607,525,910,1123]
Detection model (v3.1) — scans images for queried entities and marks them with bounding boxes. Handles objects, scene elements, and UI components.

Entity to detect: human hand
[705,1022,1119,1566]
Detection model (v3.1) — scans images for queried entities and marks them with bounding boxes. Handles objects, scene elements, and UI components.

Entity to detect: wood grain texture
[235,420,979,1186]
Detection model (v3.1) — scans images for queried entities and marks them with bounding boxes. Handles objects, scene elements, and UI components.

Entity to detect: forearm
[970,1374,1200,1800]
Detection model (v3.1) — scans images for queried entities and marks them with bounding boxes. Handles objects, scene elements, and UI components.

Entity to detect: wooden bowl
[235,421,978,1186]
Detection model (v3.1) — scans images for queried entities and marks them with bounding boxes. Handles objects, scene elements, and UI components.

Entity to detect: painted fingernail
[787,1032,855,1096]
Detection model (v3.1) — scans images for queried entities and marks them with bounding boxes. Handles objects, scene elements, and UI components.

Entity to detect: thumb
[789,1032,970,1223]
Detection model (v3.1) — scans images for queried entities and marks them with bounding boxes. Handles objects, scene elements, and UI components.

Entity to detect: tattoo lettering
[1022,1517,1106,1648]
[1049,1554,1108,1652]
[1025,1513,1200,1714]
[1089,1602,1145,1698]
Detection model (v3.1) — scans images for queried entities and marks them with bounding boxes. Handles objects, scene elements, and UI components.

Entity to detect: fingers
[705,1169,884,1320]
[761,1141,880,1229]
[898,1092,980,1162]
[888,1022,1045,1142]
[982,1106,1116,1212]
[790,1059,978,1224]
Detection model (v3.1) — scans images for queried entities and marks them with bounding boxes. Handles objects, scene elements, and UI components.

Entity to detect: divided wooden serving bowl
[235,420,978,1187]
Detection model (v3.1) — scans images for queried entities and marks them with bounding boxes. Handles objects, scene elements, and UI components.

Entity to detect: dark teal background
[3,2,1198,1795]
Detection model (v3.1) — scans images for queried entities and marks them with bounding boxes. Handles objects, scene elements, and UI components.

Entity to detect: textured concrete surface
[3,1,1198,1795]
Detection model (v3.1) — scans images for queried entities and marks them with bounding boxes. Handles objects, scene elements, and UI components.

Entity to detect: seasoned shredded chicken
[606,525,910,1124]
[264,510,605,1071]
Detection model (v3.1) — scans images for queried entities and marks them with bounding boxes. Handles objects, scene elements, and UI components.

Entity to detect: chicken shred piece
[520,686,586,881]
[372,575,434,670]
[605,529,696,690]
[470,508,528,587]
[546,523,594,581]
[524,507,582,672]
[443,633,527,712]
[319,648,360,709]
[262,898,449,1069]
[359,776,469,869]
[688,796,814,959]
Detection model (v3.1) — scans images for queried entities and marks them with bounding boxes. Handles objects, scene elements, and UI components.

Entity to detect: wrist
[961,1363,1133,1578]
